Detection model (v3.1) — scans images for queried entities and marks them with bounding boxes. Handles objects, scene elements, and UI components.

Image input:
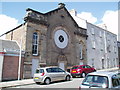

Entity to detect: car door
[57,68,66,80]
[46,68,58,81]
[86,65,93,73]
[82,65,89,73]
[48,68,64,81]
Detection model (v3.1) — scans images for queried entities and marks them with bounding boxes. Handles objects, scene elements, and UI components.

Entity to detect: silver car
[34,67,72,84]
[79,71,120,89]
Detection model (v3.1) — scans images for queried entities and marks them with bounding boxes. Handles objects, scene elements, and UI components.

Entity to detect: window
[107,45,111,52]
[82,75,108,88]
[91,28,95,35]
[72,66,80,69]
[86,65,91,68]
[46,68,64,73]
[46,68,52,73]
[92,41,96,49]
[82,66,86,68]
[80,44,83,59]
[32,32,39,55]
[57,68,65,72]
[114,46,117,53]
[92,59,94,67]
[36,69,44,73]
[99,31,102,38]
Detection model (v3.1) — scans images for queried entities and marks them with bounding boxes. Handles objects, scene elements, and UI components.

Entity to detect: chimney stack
[58,3,65,8]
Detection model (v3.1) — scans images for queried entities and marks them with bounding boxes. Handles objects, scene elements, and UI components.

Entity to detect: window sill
[32,54,39,56]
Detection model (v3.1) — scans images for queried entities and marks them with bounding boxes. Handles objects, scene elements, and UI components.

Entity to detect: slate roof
[0,39,20,52]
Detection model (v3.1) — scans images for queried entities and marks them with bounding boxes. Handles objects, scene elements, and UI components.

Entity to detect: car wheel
[44,78,51,85]
[81,72,86,78]
[66,75,70,81]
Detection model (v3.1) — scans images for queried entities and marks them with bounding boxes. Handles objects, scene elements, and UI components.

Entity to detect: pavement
[0,79,35,89]
[0,67,119,89]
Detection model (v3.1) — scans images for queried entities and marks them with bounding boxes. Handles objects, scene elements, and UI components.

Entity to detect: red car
[70,65,96,78]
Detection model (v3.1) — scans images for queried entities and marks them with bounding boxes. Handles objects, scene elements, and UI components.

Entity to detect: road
[10,78,84,88]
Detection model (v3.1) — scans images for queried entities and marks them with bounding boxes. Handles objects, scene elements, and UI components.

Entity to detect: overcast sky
[0,1,119,39]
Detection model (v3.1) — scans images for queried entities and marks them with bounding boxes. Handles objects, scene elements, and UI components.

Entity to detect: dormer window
[32,32,39,56]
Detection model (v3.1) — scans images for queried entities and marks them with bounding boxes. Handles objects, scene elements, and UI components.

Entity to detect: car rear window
[72,66,80,69]
[82,75,108,88]
[36,69,44,73]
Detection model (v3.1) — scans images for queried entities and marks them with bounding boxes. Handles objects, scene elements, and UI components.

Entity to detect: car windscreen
[36,69,44,73]
[82,75,108,88]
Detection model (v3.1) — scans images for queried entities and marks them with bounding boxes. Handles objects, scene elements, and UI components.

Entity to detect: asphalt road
[10,78,84,88]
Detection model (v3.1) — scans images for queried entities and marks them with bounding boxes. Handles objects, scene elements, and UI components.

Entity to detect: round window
[54,30,68,49]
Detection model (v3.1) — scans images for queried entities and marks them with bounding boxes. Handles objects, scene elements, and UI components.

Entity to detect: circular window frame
[54,30,68,49]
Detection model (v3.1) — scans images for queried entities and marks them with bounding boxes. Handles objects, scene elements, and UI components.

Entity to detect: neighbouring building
[87,23,118,70]
[118,30,120,42]
[118,41,120,66]
[1,3,87,78]
[69,9,118,70]
[118,2,120,42]
[0,39,24,81]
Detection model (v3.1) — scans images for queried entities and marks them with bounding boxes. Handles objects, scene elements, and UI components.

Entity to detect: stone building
[87,23,118,70]
[118,2,120,67]
[69,9,118,70]
[2,3,87,78]
[118,41,120,67]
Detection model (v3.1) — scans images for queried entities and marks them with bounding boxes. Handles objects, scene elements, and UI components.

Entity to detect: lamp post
[18,24,25,80]
[18,37,22,80]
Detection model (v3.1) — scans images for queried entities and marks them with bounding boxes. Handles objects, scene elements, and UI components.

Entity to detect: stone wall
[87,22,118,69]
[46,7,87,69]
[4,6,87,78]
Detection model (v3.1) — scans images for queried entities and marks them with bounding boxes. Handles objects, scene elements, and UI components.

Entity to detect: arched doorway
[57,54,67,70]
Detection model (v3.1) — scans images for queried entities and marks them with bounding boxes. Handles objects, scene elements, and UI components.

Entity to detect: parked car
[79,71,120,89]
[34,67,72,84]
[70,65,96,78]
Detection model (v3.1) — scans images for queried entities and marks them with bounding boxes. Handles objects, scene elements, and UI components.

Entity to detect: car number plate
[35,77,39,79]
[72,71,76,72]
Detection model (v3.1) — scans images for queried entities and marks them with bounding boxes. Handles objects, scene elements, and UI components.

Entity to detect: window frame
[92,40,96,49]
[79,44,83,60]
[91,28,95,35]
[32,32,39,56]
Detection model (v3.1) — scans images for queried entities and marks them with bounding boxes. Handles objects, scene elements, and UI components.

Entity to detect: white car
[79,71,120,89]
[34,67,72,84]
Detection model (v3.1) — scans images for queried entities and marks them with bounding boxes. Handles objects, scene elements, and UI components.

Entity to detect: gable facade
[4,4,87,78]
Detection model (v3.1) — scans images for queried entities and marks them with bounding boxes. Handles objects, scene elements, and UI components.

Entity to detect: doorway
[102,59,104,69]
[59,62,65,70]
[32,59,39,77]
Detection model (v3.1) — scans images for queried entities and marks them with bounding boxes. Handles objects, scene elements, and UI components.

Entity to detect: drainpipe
[104,30,107,69]
[18,37,22,80]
